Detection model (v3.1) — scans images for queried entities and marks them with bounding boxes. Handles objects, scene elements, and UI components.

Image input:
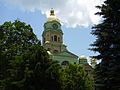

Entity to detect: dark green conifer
[90,0,120,90]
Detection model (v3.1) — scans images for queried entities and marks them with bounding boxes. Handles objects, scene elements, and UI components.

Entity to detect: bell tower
[42,8,66,54]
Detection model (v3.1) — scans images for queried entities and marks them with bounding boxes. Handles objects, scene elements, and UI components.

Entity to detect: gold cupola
[79,55,87,60]
[46,8,60,23]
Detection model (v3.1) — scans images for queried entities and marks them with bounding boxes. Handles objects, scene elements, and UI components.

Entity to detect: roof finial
[50,8,55,16]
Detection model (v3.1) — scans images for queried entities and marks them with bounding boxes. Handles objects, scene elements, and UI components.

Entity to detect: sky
[0,0,104,63]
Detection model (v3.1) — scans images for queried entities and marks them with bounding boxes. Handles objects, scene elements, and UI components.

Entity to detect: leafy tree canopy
[60,63,93,90]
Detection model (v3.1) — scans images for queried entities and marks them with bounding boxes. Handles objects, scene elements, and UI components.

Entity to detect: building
[42,8,78,65]
[79,56,93,74]
[90,58,97,68]
[42,8,97,70]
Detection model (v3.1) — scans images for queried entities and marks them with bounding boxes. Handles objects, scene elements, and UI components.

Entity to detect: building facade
[42,8,97,69]
[42,9,78,65]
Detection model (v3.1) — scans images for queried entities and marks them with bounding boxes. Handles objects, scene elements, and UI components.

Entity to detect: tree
[60,63,93,90]
[90,0,120,90]
[0,20,38,90]
[5,44,61,90]
[0,20,38,55]
[0,20,61,90]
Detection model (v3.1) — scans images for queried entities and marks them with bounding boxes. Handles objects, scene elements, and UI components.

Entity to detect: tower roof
[79,55,87,59]
[91,58,97,62]
[46,8,60,23]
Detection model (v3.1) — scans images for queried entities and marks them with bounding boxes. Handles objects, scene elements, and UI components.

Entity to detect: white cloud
[5,0,105,28]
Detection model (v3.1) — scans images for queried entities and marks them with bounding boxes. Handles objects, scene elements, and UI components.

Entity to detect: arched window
[61,61,69,65]
[58,37,60,42]
[54,35,57,41]
[51,36,53,41]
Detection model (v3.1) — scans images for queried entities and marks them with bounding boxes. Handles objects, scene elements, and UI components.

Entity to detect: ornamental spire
[50,8,55,16]
[46,8,60,22]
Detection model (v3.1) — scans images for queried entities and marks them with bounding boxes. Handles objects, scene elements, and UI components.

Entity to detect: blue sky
[0,0,104,62]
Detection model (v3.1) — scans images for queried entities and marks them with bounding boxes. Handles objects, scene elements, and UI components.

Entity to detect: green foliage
[0,20,94,90]
[0,20,61,90]
[0,20,38,90]
[90,0,120,90]
[0,20,38,55]
[6,45,61,90]
[60,63,93,90]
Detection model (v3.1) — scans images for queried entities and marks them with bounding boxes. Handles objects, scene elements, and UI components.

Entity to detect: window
[51,36,53,41]
[58,37,60,42]
[54,35,57,41]
[61,61,69,65]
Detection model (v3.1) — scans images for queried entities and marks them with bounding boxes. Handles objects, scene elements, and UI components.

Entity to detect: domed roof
[79,55,87,59]
[45,41,50,43]
[47,51,52,55]
[47,16,60,22]
[46,8,60,23]
[91,58,97,62]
